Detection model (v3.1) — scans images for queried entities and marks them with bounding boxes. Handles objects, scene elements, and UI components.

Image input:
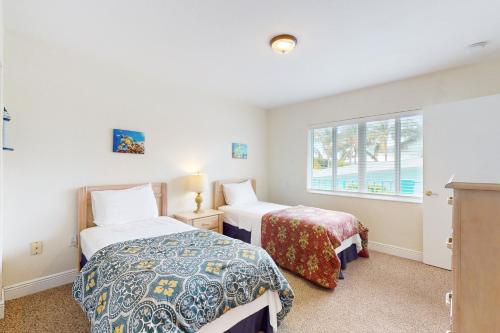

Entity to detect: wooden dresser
[445,182,500,333]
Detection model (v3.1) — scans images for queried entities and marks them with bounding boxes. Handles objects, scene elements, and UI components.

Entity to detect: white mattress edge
[198,290,280,333]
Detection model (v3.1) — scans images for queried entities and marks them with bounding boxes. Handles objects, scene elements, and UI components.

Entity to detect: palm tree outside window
[309,113,422,198]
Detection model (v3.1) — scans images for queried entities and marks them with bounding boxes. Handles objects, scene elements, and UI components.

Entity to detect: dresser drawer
[192,215,219,229]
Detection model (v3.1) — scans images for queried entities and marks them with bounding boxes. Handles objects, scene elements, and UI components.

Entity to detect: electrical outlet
[69,235,77,247]
[31,241,43,255]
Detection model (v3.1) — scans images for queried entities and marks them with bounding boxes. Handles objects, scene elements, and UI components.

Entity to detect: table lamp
[187,173,208,213]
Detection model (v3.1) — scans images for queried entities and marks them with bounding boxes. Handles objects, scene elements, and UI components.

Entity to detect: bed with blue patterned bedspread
[72,229,294,333]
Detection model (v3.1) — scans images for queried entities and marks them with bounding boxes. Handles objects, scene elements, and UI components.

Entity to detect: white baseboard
[4,269,78,301]
[369,241,423,262]
[0,243,420,302]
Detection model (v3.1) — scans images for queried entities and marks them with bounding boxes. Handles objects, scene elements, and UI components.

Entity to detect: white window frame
[307,110,423,203]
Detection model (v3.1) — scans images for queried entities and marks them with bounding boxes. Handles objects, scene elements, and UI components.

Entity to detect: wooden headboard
[213,179,256,209]
[77,182,167,267]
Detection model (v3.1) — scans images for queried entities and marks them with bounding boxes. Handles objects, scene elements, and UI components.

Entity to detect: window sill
[307,189,423,204]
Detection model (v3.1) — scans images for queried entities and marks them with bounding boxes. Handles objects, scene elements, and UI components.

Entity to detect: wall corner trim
[0,289,4,319]
[368,241,423,262]
[4,269,78,301]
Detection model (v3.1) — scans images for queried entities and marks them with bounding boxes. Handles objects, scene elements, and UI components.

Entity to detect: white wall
[268,57,500,252]
[4,27,500,290]
[0,0,5,318]
[2,32,268,286]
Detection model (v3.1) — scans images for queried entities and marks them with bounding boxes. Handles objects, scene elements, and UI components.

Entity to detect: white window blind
[309,113,423,198]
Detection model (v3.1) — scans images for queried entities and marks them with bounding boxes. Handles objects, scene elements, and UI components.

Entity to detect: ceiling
[4,0,500,108]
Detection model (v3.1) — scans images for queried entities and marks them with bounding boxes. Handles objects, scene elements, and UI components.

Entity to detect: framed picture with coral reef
[112,129,145,154]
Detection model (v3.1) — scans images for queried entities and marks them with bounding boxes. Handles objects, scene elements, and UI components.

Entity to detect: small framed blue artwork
[113,129,145,154]
[232,143,247,159]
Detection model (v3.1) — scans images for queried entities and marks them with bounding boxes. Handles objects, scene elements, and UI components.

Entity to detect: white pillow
[91,183,159,226]
[222,180,258,205]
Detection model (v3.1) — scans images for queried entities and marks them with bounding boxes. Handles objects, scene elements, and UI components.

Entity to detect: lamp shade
[187,173,207,193]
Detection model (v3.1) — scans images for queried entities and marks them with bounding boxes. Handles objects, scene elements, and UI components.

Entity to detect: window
[336,124,359,191]
[309,113,423,199]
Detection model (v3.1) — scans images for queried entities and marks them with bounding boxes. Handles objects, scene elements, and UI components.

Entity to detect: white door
[423,94,500,269]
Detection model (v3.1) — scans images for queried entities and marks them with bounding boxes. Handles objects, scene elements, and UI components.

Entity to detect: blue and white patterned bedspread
[72,229,294,333]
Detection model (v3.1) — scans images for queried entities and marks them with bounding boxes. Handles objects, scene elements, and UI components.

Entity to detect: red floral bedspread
[261,205,369,289]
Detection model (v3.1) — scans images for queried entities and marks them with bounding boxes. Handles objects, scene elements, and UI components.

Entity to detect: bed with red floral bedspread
[261,205,369,289]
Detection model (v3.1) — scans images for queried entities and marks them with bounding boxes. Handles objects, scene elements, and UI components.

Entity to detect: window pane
[311,128,333,190]
[336,124,359,191]
[400,116,423,196]
[365,119,396,194]
[308,114,423,198]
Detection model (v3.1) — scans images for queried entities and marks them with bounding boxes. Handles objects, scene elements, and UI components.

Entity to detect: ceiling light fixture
[270,34,297,54]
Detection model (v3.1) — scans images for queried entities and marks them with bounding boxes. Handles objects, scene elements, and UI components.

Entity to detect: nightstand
[173,209,224,233]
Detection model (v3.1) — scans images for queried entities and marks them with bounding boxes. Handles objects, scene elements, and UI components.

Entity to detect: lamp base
[194,192,203,214]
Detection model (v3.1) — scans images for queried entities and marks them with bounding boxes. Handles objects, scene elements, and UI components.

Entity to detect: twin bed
[73,180,368,332]
[215,179,369,287]
[74,183,293,333]
[215,180,362,251]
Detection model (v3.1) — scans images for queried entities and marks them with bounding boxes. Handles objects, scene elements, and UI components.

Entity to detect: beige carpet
[0,251,451,333]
